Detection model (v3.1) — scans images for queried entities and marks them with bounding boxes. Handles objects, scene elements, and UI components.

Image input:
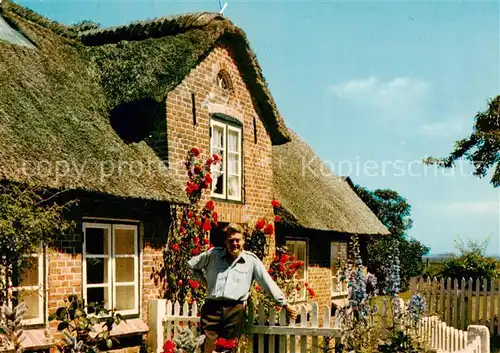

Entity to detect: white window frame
[285,239,308,302]
[331,241,348,297]
[210,119,242,202]
[83,222,139,316]
[10,253,45,325]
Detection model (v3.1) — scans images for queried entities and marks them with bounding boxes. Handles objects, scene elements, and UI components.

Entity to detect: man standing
[188,223,297,352]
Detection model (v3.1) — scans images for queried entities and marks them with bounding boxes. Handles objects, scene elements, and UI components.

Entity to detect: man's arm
[252,258,287,307]
[187,249,212,285]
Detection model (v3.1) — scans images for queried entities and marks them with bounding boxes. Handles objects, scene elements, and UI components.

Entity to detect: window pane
[87,287,109,308]
[13,290,39,320]
[228,130,239,153]
[212,125,224,149]
[114,229,135,255]
[115,258,135,282]
[115,286,135,311]
[86,258,108,284]
[86,227,109,255]
[297,242,306,262]
[227,176,240,198]
[286,242,295,254]
[227,153,239,175]
[14,257,39,287]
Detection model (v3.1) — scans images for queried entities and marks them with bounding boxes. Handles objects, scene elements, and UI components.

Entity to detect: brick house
[0,2,291,351]
[272,130,390,314]
[0,0,387,351]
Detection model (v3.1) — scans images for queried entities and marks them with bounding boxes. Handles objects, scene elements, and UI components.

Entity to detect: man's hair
[224,223,244,238]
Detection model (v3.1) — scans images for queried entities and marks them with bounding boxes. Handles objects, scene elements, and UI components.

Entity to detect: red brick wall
[47,235,82,328]
[166,44,276,262]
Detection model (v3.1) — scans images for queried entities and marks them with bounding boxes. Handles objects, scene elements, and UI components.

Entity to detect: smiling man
[188,223,297,352]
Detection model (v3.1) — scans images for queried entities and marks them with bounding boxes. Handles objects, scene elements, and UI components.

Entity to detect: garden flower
[263,224,274,235]
[172,243,180,252]
[162,340,175,353]
[192,247,201,255]
[271,199,280,207]
[191,147,200,156]
[255,219,266,230]
[275,215,281,222]
[205,200,215,210]
[212,153,221,161]
[188,279,199,289]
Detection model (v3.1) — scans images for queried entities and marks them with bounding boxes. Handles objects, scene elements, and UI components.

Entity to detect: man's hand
[283,304,298,321]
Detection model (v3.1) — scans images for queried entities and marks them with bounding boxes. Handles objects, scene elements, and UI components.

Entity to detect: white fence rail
[406,316,489,353]
[148,299,342,353]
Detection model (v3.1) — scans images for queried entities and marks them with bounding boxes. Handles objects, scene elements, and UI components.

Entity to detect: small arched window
[216,70,232,91]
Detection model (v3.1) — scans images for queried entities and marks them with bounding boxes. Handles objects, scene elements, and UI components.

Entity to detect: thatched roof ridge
[273,130,390,235]
[80,12,291,145]
[0,3,187,203]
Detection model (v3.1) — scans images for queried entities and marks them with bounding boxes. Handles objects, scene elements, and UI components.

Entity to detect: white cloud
[442,201,500,215]
[415,119,465,137]
[328,76,430,118]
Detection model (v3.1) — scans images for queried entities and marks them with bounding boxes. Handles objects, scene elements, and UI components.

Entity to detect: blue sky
[15,0,500,255]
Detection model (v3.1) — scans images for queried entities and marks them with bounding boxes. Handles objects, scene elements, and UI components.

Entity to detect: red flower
[202,221,212,232]
[215,338,237,350]
[255,219,266,230]
[280,254,288,263]
[255,285,261,292]
[192,247,201,256]
[263,224,274,235]
[194,165,202,173]
[271,199,280,208]
[195,218,202,227]
[205,200,215,210]
[204,173,213,185]
[203,237,210,244]
[205,157,214,166]
[162,340,176,353]
[297,260,304,267]
[275,215,281,222]
[279,264,285,272]
[180,226,186,233]
[213,153,221,161]
[213,212,218,222]
[189,279,199,289]
[177,280,183,286]
[307,287,315,297]
[172,243,180,252]
[290,255,296,261]
[304,282,309,287]
[191,147,200,156]
[187,211,194,218]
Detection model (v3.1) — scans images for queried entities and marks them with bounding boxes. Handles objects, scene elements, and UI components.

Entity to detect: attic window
[0,16,35,48]
[216,70,232,91]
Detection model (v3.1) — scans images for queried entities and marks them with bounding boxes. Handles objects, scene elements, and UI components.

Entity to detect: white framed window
[331,241,348,296]
[83,223,139,316]
[210,119,242,201]
[11,253,45,325]
[285,239,307,301]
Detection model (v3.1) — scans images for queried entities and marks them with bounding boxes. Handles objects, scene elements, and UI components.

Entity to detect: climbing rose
[255,219,266,230]
[192,248,201,256]
[275,215,281,222]
[172,244,180,252]
[202,221,212,232]
[191,147,200,156]
[263,224,274,235]
[213,153,221,161]
[271,199,280,207]
[189,279,199,289]
[205,200,215,210]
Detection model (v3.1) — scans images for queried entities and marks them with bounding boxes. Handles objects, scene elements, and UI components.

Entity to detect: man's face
[226,232,245,257]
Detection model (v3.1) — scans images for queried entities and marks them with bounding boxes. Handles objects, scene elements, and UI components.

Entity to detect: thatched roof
[273,130,390,235]
[79,12,291,146]
[0,1,187,202]
[0,1,291,202]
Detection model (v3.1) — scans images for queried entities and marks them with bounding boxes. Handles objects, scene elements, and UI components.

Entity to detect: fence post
[467,325,490,353]
[148,299,167,353]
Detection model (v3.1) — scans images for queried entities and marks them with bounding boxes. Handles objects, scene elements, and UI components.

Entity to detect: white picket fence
[405,315,489,353]
[147,299,342,353]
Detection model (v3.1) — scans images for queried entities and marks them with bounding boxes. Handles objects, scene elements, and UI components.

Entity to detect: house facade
[0,2,291,351]
[0,0,389,351]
